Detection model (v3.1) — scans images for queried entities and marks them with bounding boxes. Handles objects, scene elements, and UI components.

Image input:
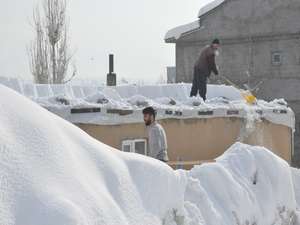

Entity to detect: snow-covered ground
[1,84,300,225]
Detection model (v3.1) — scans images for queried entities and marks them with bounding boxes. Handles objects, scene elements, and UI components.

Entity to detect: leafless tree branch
[28,0,76,84]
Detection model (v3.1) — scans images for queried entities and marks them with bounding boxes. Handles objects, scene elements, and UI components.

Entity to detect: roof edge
[198,0,226,18]
[164,20,200,43]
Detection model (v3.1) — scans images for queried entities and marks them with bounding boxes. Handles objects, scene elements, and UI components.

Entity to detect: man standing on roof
[143,107,169,162]
[190,39,220,101]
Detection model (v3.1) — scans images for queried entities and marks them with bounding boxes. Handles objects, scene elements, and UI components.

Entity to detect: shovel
[219,75,257,105]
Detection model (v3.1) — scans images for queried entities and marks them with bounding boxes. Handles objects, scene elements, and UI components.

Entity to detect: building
[0,77,294,169]
[165,0,300,166]
[78,117,293,169]
[167,67,176,84]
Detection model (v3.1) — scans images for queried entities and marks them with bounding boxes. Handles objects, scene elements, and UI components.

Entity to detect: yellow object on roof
[241,90,257,105]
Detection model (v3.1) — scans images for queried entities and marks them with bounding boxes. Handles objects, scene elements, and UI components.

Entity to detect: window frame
[121,139,148,156]
[271,51,283,66]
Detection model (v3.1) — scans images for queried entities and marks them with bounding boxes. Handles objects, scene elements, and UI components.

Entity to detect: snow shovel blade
[220,75,257,104]
[241,90,257,105]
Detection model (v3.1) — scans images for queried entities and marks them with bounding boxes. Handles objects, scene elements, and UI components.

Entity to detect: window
[122,139,147,155]
[135,141,147,155]
[271,51,282,66]
[122,141,132,153]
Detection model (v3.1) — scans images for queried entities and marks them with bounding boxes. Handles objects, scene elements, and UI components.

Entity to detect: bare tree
[29,9,50,84]
[28,0,76,84]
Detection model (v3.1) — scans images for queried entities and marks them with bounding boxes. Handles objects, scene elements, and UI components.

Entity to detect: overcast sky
[0,0,212,83]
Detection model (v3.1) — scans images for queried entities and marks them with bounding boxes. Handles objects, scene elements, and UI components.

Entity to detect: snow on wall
[165,20,200,41]
[198,0,225,18]
[0,85,300,225]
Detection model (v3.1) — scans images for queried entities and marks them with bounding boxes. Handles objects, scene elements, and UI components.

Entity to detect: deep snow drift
[1,85,300,225]
[0,85,185,225]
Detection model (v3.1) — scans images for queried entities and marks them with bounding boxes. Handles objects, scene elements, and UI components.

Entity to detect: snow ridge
[165,21,200,41]
[198,0,225,18]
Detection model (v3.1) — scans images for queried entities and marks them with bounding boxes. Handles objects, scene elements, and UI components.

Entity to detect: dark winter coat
[194,45,219,77]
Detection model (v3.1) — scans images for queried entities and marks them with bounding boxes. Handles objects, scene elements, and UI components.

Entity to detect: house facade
[165,0,300,166]
[77,117,293,170]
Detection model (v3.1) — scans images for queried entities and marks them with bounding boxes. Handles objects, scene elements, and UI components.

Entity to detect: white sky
[0,0,212,83]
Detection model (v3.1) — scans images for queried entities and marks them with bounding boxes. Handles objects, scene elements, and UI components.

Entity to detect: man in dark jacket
[190,39,220,101]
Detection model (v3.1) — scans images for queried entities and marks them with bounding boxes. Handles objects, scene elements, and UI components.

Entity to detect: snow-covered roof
[165,20,200,41]
[0,77,295,129]
[165,0,226,42]
[198,0,225,18]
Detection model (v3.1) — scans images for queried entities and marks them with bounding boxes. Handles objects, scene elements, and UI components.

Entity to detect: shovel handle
[220,75,239,89]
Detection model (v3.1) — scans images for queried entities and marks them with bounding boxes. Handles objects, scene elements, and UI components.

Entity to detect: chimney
[107,54,117,86]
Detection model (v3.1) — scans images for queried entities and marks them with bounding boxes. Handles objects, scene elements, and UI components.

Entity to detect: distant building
[165,0,300,166]
[167,67,176,83]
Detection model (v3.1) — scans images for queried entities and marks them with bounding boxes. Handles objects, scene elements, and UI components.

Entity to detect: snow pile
[292,169,300,206]
[1,85,300,225]
[165,20,200,41]
[126,95,152,107]
[0,85,185,225]
[198,0,226,18]
[184,143,300,225]
[237,107,262,142]
[84,92,109,104]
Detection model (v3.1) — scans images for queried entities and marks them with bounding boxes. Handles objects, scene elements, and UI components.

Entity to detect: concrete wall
[176,36,300,83]
[76,118,292,167]
[180,0,300,42]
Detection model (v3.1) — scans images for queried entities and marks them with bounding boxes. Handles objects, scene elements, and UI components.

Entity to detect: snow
[292,168,300,207]
[0,85,186,225]
[48,84,293,129]
[198,0,225,18]
[0,78,295,129]
[165,0,226,41]
[184,142,300,224]
[165,20,200,41]
[23,83,37,98]
[1,85,300,225]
